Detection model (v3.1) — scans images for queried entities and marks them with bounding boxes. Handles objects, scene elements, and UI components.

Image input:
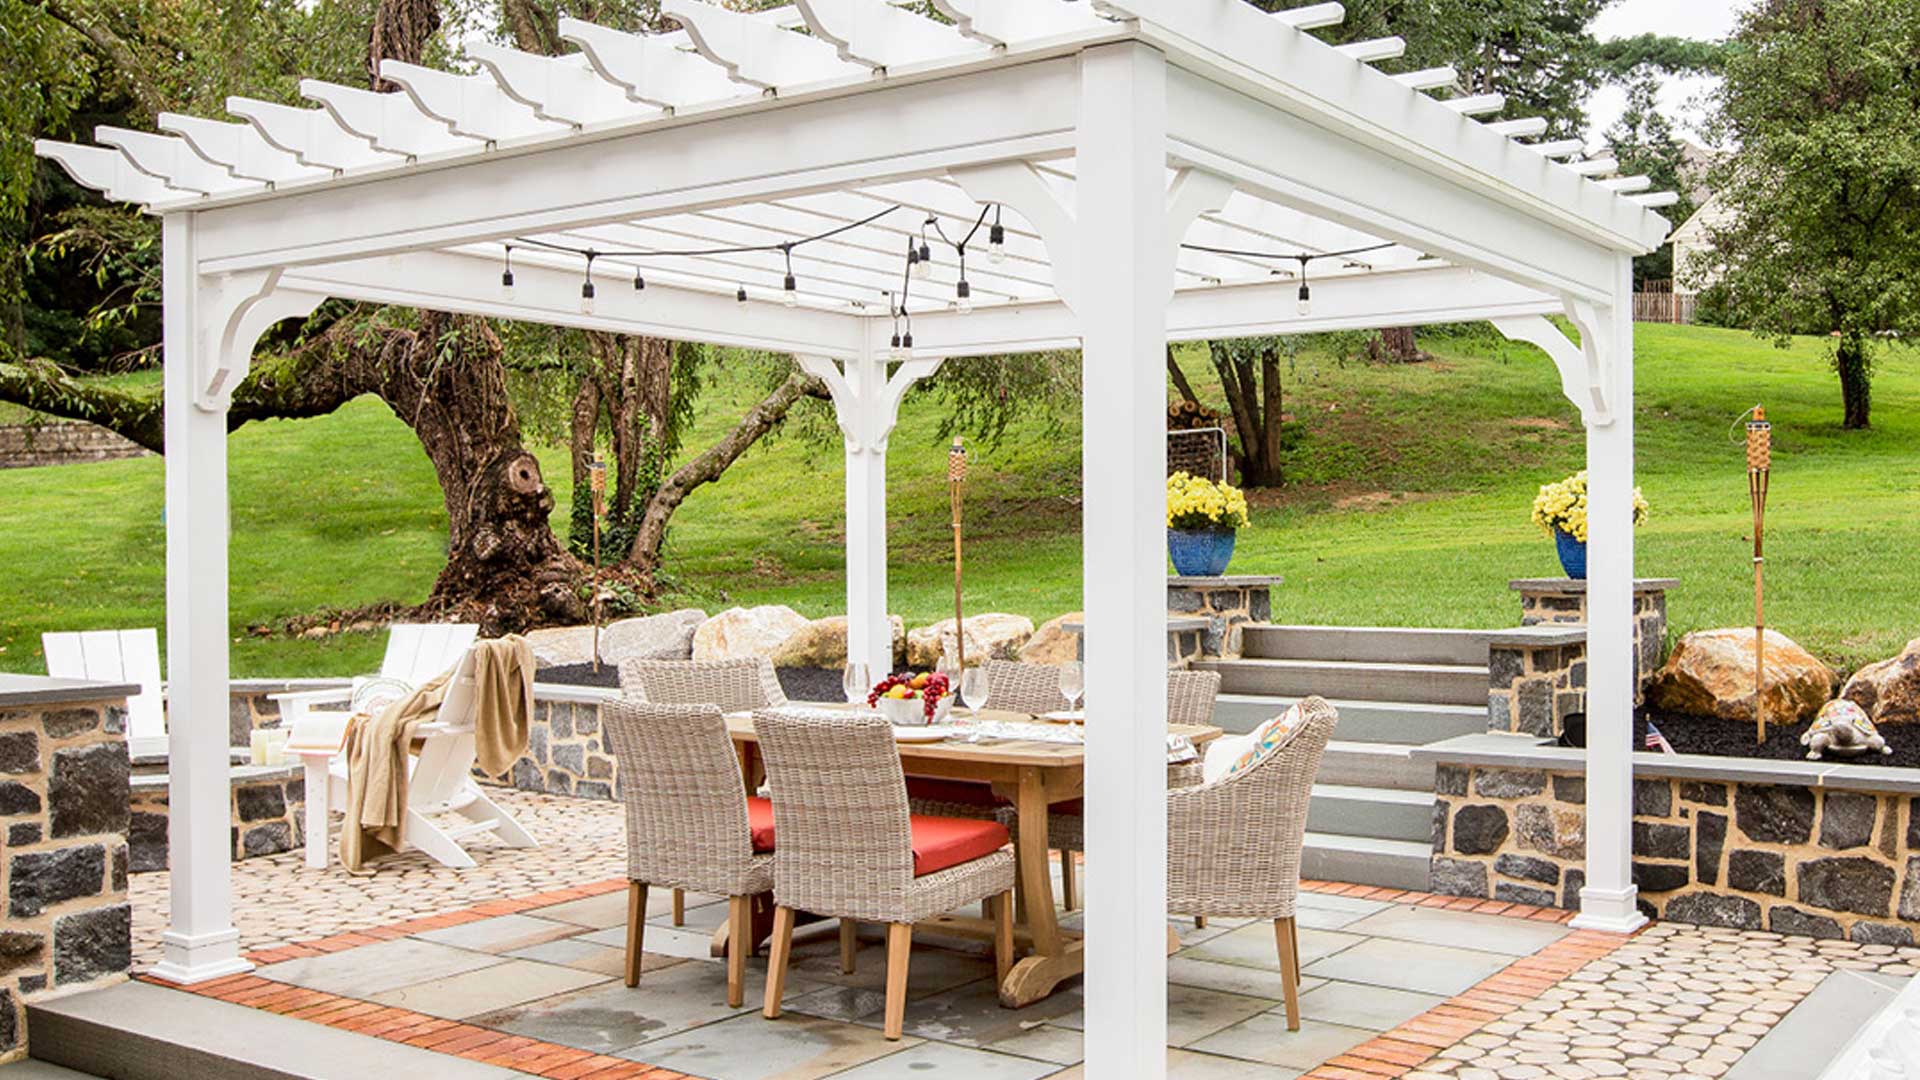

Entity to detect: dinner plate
[1042,710,1085,722]
[893,725,956,742]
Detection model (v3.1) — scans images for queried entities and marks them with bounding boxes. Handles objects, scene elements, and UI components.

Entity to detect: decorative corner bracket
[196,270,326,411]
[795,353,943,455]
[1491,312,1614,427]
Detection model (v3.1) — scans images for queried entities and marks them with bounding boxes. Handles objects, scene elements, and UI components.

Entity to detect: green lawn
[1,323,1914,678]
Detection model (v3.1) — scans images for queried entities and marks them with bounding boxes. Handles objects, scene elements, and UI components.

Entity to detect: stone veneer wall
[0,689,132,1062]
[1166,576,1280,659]
[228,679,349,745]
[1509,578,1675,699]
[0,422,149,470]
[1486,629,1587,737]
[477,696,619,801]
[1431,758,1920,944]
[127,765,303,873]
[1065,617,1210,667]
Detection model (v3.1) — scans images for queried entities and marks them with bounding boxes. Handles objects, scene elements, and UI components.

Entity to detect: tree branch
[0,355,164,450]
[36,0,169,122]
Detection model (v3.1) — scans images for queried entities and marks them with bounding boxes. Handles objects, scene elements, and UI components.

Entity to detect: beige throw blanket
[339,635,535,873]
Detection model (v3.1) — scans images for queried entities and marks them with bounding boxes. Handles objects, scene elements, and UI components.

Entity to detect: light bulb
[580,280,596,315]
[899,331,914,359]
[913,242,932,279]
[1296,283,1311,316]
[633,272,646,299]
[783,274,798,307]
[956,280,973,315]
[736,285,749,306]
[987,223,1006,265]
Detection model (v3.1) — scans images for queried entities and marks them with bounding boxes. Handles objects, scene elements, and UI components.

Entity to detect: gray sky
[1585,0,1744,147]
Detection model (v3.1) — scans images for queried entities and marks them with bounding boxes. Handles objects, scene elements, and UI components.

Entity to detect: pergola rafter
[37,3,1671,1074]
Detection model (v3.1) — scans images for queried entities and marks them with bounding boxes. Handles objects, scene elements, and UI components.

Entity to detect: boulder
[769,615,907,670]
[601,609,706,664]
[905,614,1036,669]
[1649,628,1833,724]
[526,625,597,668]
[1018,613,1084,666]
[692,605,810,661]
[1842,638,1920,725]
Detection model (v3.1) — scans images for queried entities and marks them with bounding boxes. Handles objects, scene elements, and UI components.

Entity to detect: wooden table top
[723,705,1222,768]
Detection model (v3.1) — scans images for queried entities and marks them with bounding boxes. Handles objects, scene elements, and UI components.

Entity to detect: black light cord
[1180,240,1398,262]
[511,203,904,261]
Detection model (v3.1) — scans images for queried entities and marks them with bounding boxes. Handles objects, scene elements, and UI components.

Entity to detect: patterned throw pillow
[1223,703,1307,779]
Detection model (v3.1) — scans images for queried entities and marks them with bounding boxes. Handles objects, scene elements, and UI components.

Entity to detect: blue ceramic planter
[1554,528,1587,580]
[1169,528,1236,577]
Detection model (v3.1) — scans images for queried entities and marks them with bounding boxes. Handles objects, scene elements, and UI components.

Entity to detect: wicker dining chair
[1047,669,1222,910]
[754,709,1016,1040]
[600,700,775,1009]
[616,657,787,924]
[1167,696,1338,1030]
[619,657,789,712]
[899,658,1060,834]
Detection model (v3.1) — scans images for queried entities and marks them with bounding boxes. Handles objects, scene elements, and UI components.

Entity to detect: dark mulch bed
[1566,708,1917,769]
[536,662,844,703]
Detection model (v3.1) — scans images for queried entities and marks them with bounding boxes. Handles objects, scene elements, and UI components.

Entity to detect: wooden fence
[1633,280,1697,324]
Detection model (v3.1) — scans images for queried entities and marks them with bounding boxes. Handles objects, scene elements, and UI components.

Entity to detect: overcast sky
[1585,0,1744,148]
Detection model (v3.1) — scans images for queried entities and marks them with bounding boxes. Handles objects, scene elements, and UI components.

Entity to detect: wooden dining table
[723,705,1223,1007]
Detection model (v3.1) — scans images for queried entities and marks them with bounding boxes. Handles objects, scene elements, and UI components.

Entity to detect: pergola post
[151,213,251,984]
[797,352,941,683]
[1077,41,1174,1078]
[1571,255,1647,934]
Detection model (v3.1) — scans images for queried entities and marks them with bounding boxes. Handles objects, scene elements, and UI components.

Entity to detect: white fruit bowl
[875,695,952,727]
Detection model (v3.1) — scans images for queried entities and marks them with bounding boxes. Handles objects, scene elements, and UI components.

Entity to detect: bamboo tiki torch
[589,456,607,673]
[949,437,968,671]
[1747,408,1771,743]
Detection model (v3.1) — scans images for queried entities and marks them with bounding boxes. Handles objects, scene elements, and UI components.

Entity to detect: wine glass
[842,661,871,706]
[1059,661,1085,741]
[961,666,989,718]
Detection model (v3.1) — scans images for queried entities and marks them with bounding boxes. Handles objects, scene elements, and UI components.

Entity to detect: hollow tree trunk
[1366,326,1426,364]
[1837,332,1872,430]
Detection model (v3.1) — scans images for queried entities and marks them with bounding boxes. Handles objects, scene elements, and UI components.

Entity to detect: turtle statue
[1802,699,1892,760]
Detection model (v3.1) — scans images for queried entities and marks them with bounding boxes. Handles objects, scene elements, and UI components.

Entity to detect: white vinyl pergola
[40,1,1672,1070]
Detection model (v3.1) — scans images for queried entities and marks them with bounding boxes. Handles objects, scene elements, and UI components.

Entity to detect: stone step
[1197,657,1489,706]
[1308,783,1435,843]
[1317,740,1436,792]
[1213,694,1486,743]
[1240,625,1495,666]
[27,981,535,1080]
[1301,832,1433,892]
[9,1061,107,1078]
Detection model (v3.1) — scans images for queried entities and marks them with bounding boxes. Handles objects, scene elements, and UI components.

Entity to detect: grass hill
[1,323,1914,678]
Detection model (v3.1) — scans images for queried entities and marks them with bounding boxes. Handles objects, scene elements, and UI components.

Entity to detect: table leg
[998,766,1083,1007]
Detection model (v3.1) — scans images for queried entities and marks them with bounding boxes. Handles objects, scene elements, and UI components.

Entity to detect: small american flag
[1645,719,1676,754]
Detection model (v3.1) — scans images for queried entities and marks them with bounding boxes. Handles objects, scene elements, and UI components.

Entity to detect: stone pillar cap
[1167,575,1285,587]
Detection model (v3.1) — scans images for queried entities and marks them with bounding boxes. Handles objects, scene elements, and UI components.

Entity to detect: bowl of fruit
[868,672,952,726]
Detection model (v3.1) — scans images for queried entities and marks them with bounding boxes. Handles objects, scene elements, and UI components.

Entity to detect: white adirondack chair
[270,623,480,731]
[42,629,166,750]
[290,643,538,870]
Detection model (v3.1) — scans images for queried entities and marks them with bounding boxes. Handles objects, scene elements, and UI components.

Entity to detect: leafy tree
[1605,74,1698,288]
[1699,0,1920,430]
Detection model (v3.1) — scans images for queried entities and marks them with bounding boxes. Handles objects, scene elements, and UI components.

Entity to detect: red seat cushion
[745,796,776,853]
[905,776,1009,808]
[909,815,1010,877]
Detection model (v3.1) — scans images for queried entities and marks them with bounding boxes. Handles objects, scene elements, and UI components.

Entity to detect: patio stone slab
[369,958,612,1018]
[828,976,1084,1048]
[506,935,684,977]
[1186,924,1363,972]
[1046,1048,1305,1078]
[636,1013,918,1079]
[521,889,635,928]
[821,1041,1060,1079]
[782,929,998,999]
[1291,980,1446,1031]
[1293,892,1394,916]
[478,965,748,1052]
[1167,956,1328,1001]
[1188,1013,1377,1069]
[255,937,507,997]
[416,913,582,953]
[1336,903,1570,957]
[1049,983,1278,1048]
[580,921,716,961]
[984,1023,1085,1066]
[1299,937,1512,997]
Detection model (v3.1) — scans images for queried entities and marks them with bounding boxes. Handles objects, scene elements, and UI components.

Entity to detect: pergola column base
[1570,884,1647,934]
[150,928,252,985]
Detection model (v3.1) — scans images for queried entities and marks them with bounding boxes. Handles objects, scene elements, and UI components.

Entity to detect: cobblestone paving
[1402,922,1920,1080]
[129,788,628,967]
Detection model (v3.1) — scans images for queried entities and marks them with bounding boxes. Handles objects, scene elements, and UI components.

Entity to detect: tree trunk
[1837,332,1872,430]
[1166,345,1201,407]
[1208,342,1283,488]
[1367,326,1426,364]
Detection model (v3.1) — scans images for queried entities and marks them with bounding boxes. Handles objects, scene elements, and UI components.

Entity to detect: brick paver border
[141,874,1634,1080]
